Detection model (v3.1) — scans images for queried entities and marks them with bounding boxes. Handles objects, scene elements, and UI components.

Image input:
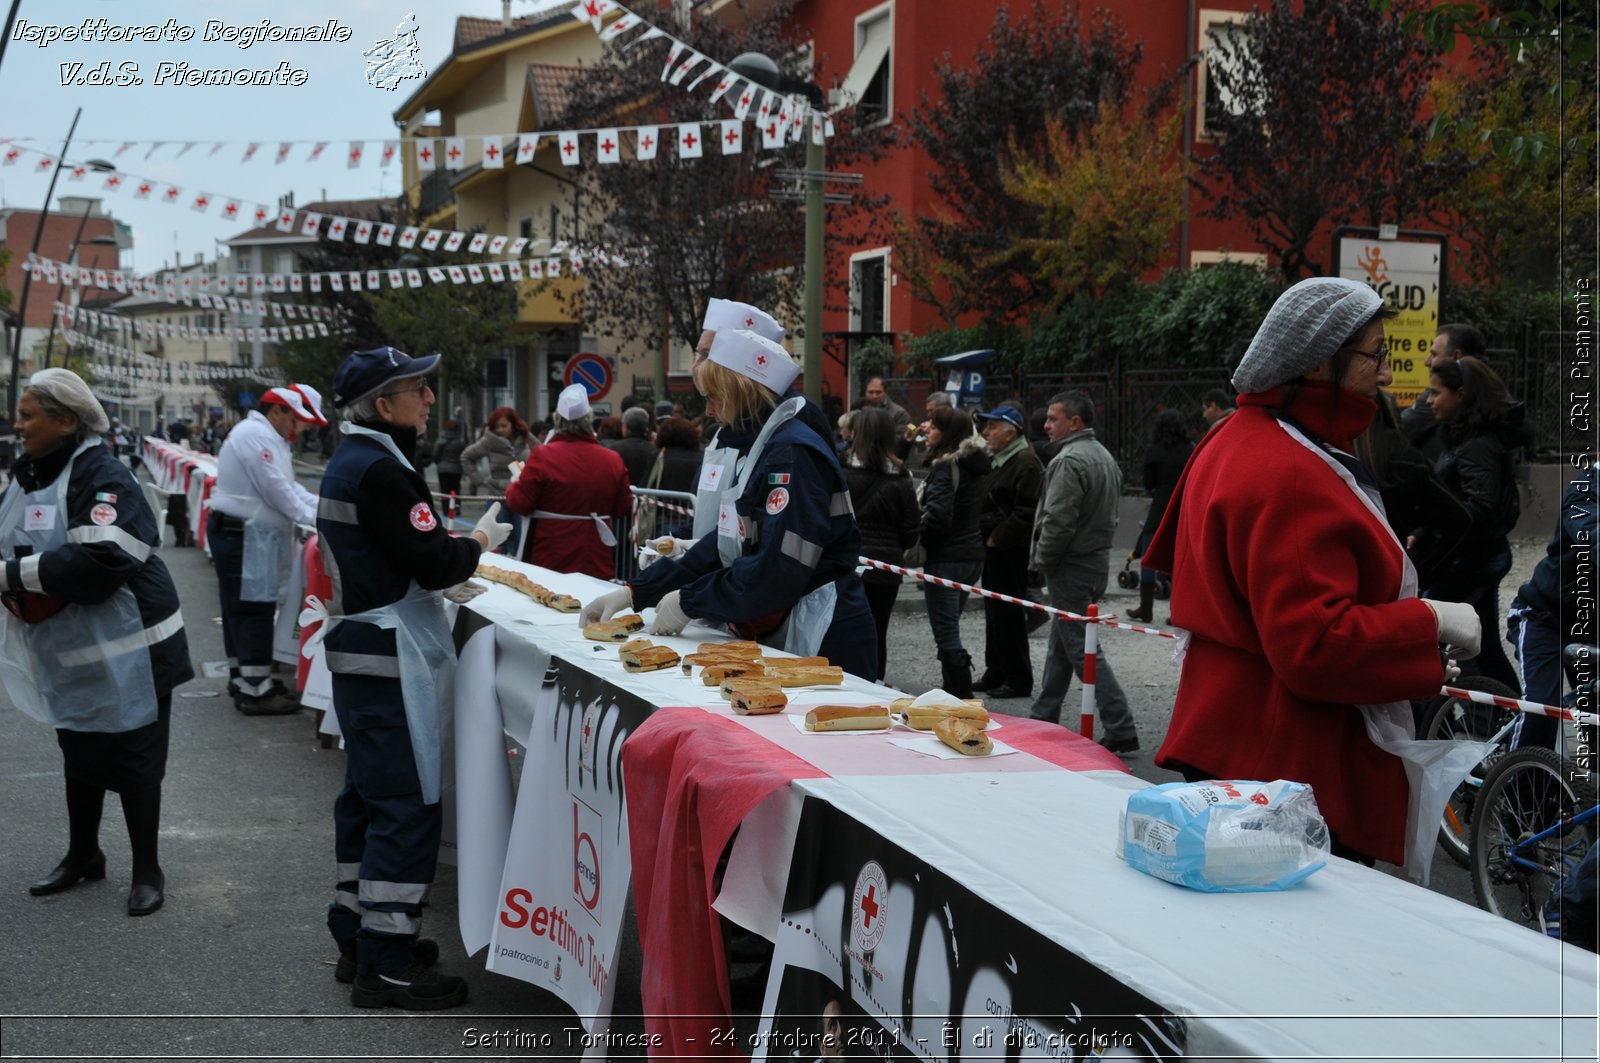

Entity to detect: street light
[724,53,826,406]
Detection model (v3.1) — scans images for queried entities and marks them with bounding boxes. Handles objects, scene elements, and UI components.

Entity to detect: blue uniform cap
[332,346,441,409]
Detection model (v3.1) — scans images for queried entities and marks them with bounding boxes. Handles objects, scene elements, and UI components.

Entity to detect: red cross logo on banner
[349,146,362,163]
[563,140,576,157]
[584,0,600,16]
[725,128,738,145]
[223,202,238,217]
[418,145,432,163]
[164,187,179,200]
[195,196,208,208]
[3,149,17,163]
[600,137,615,154]
[717,79,731,94]
[71,166,85,178]
[447,144,461,162]
[851,861,888,951]
[254,206,268,223]
[641,135,654,151]
[860,884,879,928]
[356,225,369,239]
[740,93,752,108]
[683,132,698,149]
[382,143,396,163]
[138,183,152,195]
[104,175,121,189]
[485,142,499,160]
[767,123,779,139]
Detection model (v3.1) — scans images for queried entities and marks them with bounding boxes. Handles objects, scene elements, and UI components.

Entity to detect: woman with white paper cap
[581,329,877,678]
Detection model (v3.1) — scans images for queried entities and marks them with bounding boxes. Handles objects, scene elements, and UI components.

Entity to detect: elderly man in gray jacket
[1027,391,1140,755]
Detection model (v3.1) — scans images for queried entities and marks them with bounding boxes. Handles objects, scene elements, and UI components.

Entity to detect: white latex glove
[443,580,488,604]
[648,589,690,636]
[474,502,513,553]
[507,460,525,480]
[579,586,633,628]
[651,535,699,558]
[1422,598,1481,660]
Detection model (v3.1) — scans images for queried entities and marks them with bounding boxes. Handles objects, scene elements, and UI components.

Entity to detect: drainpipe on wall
[1181,0,1195,271]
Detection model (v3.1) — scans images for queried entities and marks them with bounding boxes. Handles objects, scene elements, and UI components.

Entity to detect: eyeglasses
[380,380,431,400]
[1343,342,1389,368]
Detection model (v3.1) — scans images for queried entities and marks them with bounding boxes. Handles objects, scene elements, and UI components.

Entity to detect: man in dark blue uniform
[317,347,511,1010]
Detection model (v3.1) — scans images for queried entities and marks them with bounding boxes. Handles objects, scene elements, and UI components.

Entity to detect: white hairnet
[1232,278,1384,394]
[25,368,110,434]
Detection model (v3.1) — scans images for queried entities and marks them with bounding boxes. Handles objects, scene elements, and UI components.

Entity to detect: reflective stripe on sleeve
[19,554,42,593]
[67,524,153,563]
[325,651,402,678]
[318,498,361,525]
[780,530,823,568]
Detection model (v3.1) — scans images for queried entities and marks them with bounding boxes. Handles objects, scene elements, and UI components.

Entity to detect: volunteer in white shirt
[208,385,326,714]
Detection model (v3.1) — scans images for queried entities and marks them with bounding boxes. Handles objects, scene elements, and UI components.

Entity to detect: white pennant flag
[288,276,303,293]
[558,131,580,166]
[349,272,364,291]
[398,226,420,248]
[221,199,242,224]
[508,261,524,281]
[661,41,685,81]
[414,139,437,169]
[191,192,216,213]
[161,185,183,205]
[467,265,485,284]
[133,178,154,200]
[762,109,785,149]
[720,119,743,155]
[790,96,807,141]
[444,137,465,170]
[308,142,328,161]
[420,229,444,250]
[388,269,404,288]
[756,91,774,128]
[270,275,286,293]
[669,51,705,86]
[300,212,324,237]
[241,142,261,162]
[482,137,505,168]
[468,233,489,253]
[709,70,738,103]
[597,128,621,164]
[352,219,373,244]
[635,126,660,161]
[327,217,349,240]
[516,133,539,164]
[329,273,344,292]
[528,261,543,279]
[377,223,397,246]
[812,113,826,146]
[599,12,636,42]
[508,237,530,256]
[348,142,364,168]
[687,61,722,93]
[366,270,381,290]
[447,265,467,284]
[443,232,466,252]
[275,142,293,164]
[406,268,423,288]
[381,140,398,167]
[427,267,446,284]
[572,0,611,31]
[489,235,508,255]
[275,207,296,232]
[678,124,703,159]
[487,263,505,282]
[734,82,759,121]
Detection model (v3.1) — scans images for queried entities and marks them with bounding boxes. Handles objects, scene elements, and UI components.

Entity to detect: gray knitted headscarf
[1232,277,1384,394]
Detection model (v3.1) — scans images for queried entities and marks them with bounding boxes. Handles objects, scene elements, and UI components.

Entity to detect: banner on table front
[755,797,1186,1061]
[486,654,652,1026]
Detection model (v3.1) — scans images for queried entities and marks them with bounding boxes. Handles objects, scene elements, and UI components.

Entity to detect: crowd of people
[1,279,1592,1016]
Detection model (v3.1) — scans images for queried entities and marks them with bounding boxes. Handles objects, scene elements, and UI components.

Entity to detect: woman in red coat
[504,385,631,579]
[1143,277,1481,870]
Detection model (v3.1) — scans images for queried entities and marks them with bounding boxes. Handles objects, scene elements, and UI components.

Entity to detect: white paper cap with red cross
[701,298,786,344]
[707,328,800,395]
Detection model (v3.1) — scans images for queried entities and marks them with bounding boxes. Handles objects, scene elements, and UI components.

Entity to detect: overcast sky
[0,0,571,272]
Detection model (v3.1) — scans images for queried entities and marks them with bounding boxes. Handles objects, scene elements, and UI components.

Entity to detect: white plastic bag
[1118,779,1331,893]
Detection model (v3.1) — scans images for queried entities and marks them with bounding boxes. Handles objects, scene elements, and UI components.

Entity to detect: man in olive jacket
[1027,391,1139,756]
[973,403,1043,699]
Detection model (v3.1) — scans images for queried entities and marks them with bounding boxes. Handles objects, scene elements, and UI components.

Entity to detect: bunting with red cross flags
[597,129,621,164]
[414,138,435,170]
[482,137,505,169]
[444,137,465,171]
[720,119,743,155]
[678,123,702,159]
[516,133,539,164]
[559,131,580,167]
[635,126,659,161]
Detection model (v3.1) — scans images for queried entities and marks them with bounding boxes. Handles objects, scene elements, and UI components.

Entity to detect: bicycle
[1469,745,1597,932]
[1417,674,1521,867]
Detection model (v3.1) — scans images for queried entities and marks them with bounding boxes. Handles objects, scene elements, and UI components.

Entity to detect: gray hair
[556,414,593,437]
[342,395,380,423]
[621,406,651,435]
[1049,390,1096,428]
[927,391,955,409]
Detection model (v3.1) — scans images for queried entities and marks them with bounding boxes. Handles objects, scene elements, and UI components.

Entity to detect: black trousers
[861,576,900,682]
[982,546,1033,695]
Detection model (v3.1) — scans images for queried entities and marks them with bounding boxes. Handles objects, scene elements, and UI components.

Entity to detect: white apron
[0,438,159,732]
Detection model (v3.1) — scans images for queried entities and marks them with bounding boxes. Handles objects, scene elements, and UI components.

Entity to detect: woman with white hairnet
[0,369,193,916]
[1142,278,1482,879]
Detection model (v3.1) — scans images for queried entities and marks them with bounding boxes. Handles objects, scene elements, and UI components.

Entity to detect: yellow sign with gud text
[1336,235,1445,408]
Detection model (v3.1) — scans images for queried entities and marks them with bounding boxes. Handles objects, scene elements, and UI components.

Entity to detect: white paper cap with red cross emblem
[701,298,786,344]
[708,328,800,395]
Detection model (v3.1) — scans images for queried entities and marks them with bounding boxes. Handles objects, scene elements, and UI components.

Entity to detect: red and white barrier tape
[857,557,1179,640]
[1439,684,1598,727]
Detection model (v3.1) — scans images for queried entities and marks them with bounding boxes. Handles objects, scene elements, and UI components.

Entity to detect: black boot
[939,649,974,700]
[121,787,165,916]
[1125,581,1156,623]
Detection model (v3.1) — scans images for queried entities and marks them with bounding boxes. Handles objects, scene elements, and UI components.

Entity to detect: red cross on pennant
[678,59,694,75]
[349,146,362,162]
[382,144,396,162]
[419,146,432,162]
[3,149,17,162]
[600,137,616,154]
[641,135,654,151]
[740,93,752,107]
[717,79,731,94]
[725,128,738,145]
[859,884,879,928]
[224,203,238,217]
[195,196,209,208]
[767,123,778,138]
[164,187,179,200]
[356,224,369,238]
[138,183,152,195]
[583,0,600,16]
[254,207,268,223]
[447,144,462,161]
[71,166,85,178]
[563,140,576,157]
[583,717,593,742]
[485,142,499,160]
[683,132,698,149]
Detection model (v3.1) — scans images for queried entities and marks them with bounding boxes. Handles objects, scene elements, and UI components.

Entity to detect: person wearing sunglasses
[1143,277,1481,877]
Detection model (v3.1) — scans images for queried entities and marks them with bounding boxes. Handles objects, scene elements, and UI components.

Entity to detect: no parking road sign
[564,354,612,399]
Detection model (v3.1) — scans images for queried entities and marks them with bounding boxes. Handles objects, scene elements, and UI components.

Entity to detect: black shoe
[127,872,165,916]
[335,938,439,984]
[351,962,468,1010]
[30,851,107,896]
[1099,735,1141,757]
[986,685,1030,700]
[234,690,300,716]
[971,674,1002,693]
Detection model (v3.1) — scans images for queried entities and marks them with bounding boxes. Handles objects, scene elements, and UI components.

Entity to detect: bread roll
[902,702,990,730]
[702,662,764,686]
[621,644,681,673]
[804,705,891,732]
[934,716,993,755]
[617,637,652,657]
[771,667,844,688]
[696,640,762,658]
[583,615,645,642]
[730,686,787,715]
[721,678,783,702]
[759,656,830,670]
[474,565,583,612]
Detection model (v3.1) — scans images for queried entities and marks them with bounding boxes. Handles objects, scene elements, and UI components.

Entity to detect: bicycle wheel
[1470,747,1598,929]
[1420,676,1520,867]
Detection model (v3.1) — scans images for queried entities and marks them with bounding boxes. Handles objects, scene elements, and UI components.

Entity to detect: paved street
[0,458,1551,1059]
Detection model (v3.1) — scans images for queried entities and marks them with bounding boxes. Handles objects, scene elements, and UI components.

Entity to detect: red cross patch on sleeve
[409,502,438,532]
[764,487,789,515]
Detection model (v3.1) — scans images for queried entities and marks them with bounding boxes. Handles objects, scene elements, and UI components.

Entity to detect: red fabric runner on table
[622,707,1125,1059]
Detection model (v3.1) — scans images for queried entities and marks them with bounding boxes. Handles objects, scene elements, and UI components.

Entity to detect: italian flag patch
[767,473,790,485]
[94,492,117,503]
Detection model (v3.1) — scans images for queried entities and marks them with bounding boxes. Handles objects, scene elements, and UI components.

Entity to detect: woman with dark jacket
[1,370,193,916]
[1126,409,1193,622]
[1424,356,1535,691]
[642,416,703,540]
[918,406,990,696]
[844,408,920,682]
